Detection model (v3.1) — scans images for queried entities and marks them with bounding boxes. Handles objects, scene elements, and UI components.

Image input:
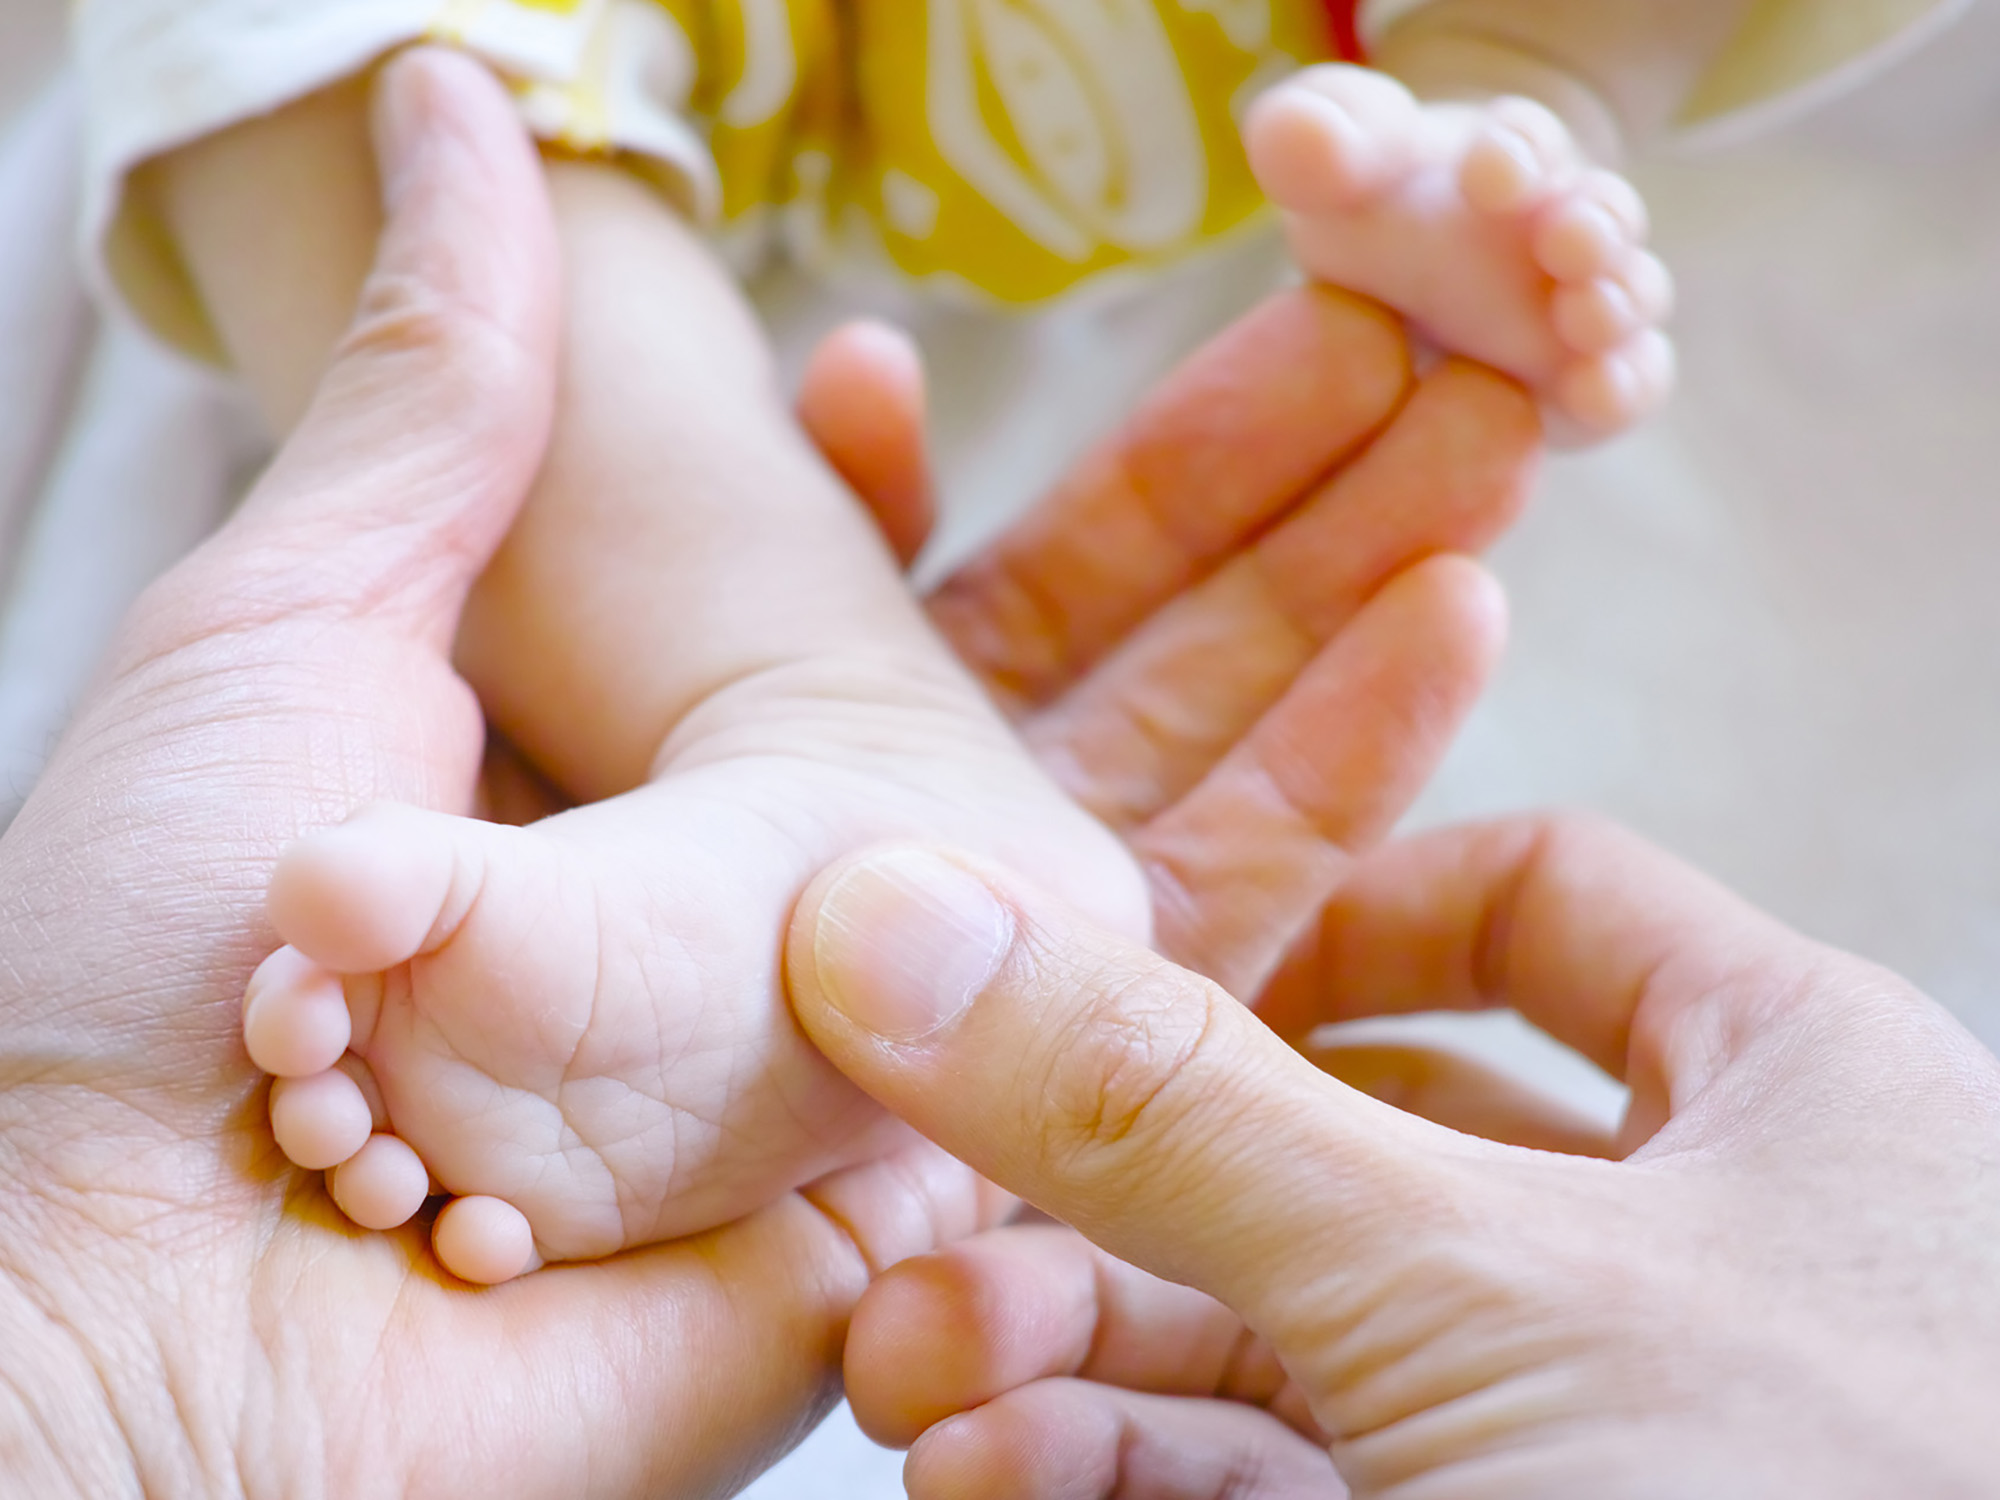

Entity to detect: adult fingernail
[812,850,1015,1042]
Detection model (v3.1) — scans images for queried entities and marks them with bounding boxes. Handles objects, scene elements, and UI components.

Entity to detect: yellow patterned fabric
[424,0,1335,303]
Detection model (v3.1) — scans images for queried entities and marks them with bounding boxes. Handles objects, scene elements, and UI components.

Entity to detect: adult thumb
[137,47,558,658]
[787,845,1471,1337]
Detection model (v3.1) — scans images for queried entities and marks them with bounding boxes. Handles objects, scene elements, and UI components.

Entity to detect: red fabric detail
[1321,0,1368,62]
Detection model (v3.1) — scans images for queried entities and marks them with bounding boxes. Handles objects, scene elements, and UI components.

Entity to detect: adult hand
[790,817,2000,1497]
[0,52,1004,1497]
[800,297,1540,999]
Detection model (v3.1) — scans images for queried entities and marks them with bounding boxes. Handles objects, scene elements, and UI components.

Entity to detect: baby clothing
[73,0,1970,362]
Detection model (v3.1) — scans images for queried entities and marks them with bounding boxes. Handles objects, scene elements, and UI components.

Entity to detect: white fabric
[1358,0,1974,144]
[73,0,715,360]
[4,3,1999,1494]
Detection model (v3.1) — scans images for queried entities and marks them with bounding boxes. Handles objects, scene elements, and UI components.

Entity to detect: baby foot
[243,663,1145,1283]
[1244,64,1673,441]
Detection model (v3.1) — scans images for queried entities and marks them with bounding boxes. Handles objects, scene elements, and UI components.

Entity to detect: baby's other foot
[1245,65,1673,441]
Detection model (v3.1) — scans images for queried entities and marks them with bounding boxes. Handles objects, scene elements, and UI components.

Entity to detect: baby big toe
[268,802,465,976]
[329,1132,432,1231]
[1555,330,1677,438]
[1245,65,1418,210]
[269,1069,374,1170]
[433,1195,538,1284]
[1461,97,1576,215]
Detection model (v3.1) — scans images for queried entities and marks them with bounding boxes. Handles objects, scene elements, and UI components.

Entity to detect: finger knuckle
[337,270,528,409]
[1033,952,1229,1173]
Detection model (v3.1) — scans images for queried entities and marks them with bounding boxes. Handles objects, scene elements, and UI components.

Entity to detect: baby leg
[198,96,1143,1282]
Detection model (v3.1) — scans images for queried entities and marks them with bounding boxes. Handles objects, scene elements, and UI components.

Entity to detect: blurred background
[2,2,1995,1492]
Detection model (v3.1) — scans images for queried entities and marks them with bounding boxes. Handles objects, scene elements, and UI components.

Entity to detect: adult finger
[841,1063,1601,1455]
[796,319,936,567]
[847,1224,1317,1448]
[1129,553,1505,997]
[905,1380,1341,1500]
[787,847,1483,1336]
[1260,815,1845,1148]
[1023,361,1538,830]
[929,287,1411,712]
[115,47,557,663]
[353,1134,1012,1499]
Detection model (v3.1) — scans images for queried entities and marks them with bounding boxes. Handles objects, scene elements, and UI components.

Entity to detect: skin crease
[795,819,2000,1499]
[0,50,1548,1494]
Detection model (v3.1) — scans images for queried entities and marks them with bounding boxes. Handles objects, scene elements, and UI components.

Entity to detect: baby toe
[1534,170,1649,282]
[1622,248,1676,323]
[1552,278,1644,354]
[1553,249,1676,354]
[1579,168,1650,241]
[331,1051,389,1128]
[243,946,352,1077]
[1286,61,1421,131]
[1245,65,1418,209]
[268,802,465,976]
[1554,330,1677,438]
[1461,96,1575,215]
[433,1195,539,1284]
[270,1069,374,1170]
[329,1132,432,1231]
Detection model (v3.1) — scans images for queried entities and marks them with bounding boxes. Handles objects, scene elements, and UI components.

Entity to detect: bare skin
[161,60,1143,1275]
[0,62,1016,1497]
[1245,66,1675,438]
[1236,0,1762,437]
[795,818,2000,1498]
[0,56,1530,1495]
[154,55,1539,1280]
[133,0,1747,1272]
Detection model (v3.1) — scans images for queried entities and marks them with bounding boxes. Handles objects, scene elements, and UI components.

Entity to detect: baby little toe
[270,1069,374,1171]
[1533,170,1649,282]
[433,1195,539,1284]
[1245,65,1419,210]
[1554,330,1677,438]
[1622,248,1675,323]
[243,946,352,1077]
[329,1132,432,1231]
[1461,96,1576,215]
